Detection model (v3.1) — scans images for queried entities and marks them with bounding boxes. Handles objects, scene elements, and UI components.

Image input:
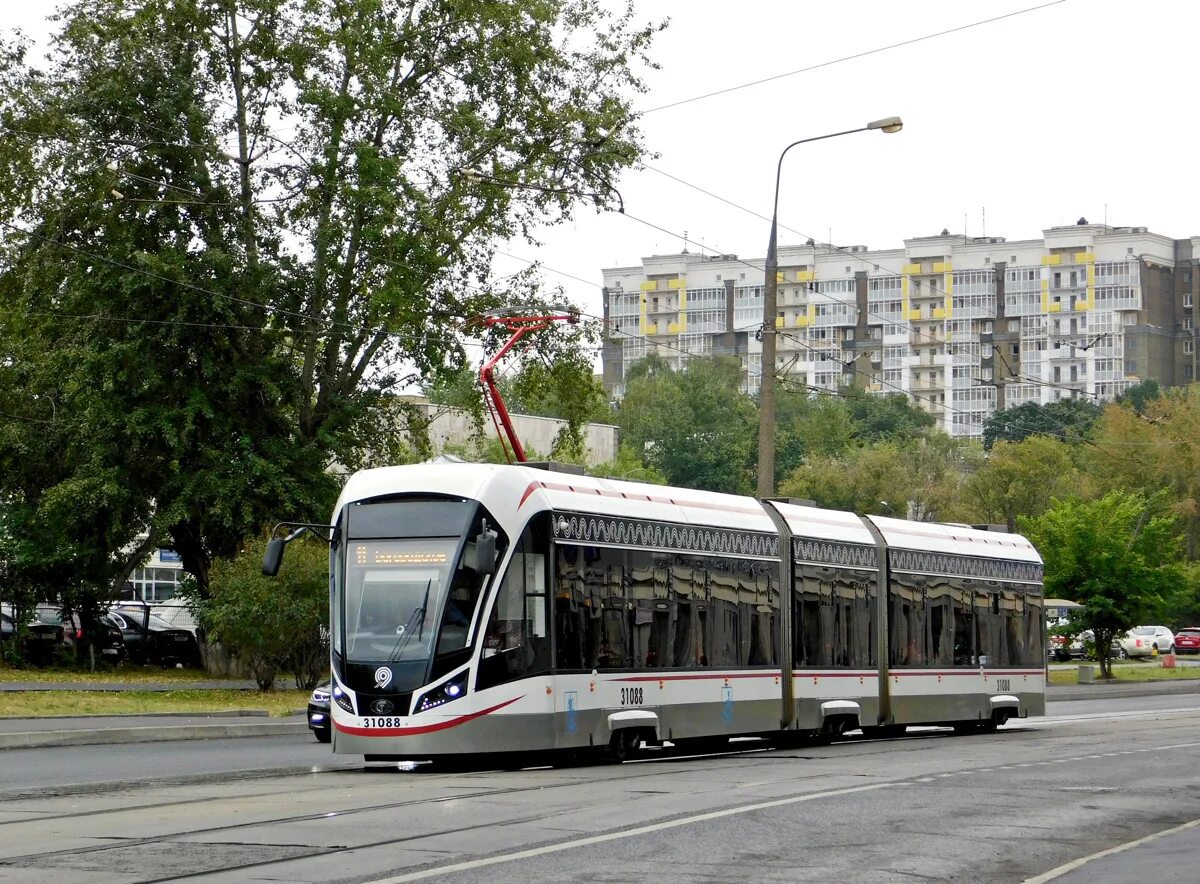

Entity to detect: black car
[0,611,66,665]
[31,607,125,663]
[104,608,203,668]
[308,680,332,743]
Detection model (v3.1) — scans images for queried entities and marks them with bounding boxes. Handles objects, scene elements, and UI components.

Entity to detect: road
[0,692,1197,883]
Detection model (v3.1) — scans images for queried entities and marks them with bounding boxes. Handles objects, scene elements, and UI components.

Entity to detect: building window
[1008,320,1019,332]
[1011,344,1020,356]
[1186,340,1195,355]
[1183,318,1193,331]
[1185,293,1193,308]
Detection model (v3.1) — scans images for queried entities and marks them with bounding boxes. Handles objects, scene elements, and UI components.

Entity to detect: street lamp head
[867,116,903,134]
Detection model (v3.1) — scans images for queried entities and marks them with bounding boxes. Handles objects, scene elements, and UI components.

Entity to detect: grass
[0,688,310,718]
[0,663,311,717]
[0,663,245,685]
[1047,660,1200,685]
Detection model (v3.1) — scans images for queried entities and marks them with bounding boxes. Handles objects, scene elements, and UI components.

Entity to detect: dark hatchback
[308,680,332,743]
[0,611,65,665]
[104,608,203,668]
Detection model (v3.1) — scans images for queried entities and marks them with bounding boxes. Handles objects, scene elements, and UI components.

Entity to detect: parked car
[308,680,332,743]
[31,607,125,662]
[104,608,202,668]
[1048,629,1094,662]
[0,611,66,665]
[1114,625,1175,659]
[1173,627,1200,655]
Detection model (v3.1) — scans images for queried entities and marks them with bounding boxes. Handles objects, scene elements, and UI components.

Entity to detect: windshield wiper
[386,579,432,664]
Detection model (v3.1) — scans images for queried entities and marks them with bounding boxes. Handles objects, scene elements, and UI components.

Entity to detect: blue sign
[158,549,182,563]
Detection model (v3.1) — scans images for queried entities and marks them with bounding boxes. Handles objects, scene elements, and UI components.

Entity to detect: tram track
[4,710,1197,882]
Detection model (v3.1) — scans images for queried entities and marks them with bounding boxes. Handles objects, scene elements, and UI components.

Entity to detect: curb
[1049,679,1200,703]
[0,720,309,750]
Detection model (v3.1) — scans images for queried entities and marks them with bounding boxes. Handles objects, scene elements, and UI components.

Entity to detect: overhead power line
[639,1,1068,114]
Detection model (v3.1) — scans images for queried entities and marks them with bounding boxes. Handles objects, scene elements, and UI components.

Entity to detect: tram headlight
[332,684,355,715]
[415,673,468,712]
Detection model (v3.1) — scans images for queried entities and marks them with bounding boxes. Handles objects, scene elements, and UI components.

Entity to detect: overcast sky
[6,0,1197,332]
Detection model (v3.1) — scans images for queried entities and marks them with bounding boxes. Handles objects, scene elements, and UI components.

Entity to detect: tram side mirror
[262,538,286,577]
[474,530,497,576]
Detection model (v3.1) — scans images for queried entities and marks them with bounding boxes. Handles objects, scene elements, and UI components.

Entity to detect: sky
[5,0,1198,336]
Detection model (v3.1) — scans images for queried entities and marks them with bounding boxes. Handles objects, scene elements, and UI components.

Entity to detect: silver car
[1114,625,1175,659]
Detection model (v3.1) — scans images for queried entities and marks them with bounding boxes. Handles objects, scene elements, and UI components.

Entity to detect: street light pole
[755,117,903,499]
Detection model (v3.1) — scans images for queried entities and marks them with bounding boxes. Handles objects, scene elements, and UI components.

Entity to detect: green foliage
[779,435,980,521]
[618,355,756,494]
[0,0,659,599]
[587,444,667,485]
[1115,379,1162,414]
[1021,490,1184,677]
[982,398,1101,450]
[1085,386,1200,561]
[960,435,1080,531]
[188,538,329,690]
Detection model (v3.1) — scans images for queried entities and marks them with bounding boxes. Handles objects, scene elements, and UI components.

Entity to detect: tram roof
[337,463,1039,564]
[864,514,1042,564]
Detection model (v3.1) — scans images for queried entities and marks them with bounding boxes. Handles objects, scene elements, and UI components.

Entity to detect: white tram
[264,461,1045,762]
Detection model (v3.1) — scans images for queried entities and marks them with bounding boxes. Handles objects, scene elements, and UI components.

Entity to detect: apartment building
[601,222,1199,438]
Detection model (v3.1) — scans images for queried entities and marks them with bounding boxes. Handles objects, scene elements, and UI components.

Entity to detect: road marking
[367,781,908,883]
[1023,816,1200,883]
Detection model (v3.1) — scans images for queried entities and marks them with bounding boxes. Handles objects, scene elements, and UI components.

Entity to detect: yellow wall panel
[640,280,658,291]
[667,322,679,334]
[667,278,685,289]
[1074,252,1094,263]
[774,317,784,328]
[933,261,952,273]
[796,270,816,283]
[903,263,922,274]
[1041,254,1062,266]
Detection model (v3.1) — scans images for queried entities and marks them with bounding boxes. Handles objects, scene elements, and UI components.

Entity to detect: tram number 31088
[620,687,644,705]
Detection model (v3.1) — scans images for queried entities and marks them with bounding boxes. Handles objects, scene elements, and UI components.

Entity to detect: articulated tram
[265,461,1045,762]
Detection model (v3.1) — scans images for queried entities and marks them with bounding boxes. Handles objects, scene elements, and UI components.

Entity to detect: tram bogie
[264,461,1045,764]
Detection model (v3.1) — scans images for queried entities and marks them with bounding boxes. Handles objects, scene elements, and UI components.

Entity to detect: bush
[189,537,328,690]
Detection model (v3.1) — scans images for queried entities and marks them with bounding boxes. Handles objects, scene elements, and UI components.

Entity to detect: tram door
[476,517,553,747]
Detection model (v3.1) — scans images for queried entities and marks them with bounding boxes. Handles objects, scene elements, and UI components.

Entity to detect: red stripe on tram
[335,696,522,737]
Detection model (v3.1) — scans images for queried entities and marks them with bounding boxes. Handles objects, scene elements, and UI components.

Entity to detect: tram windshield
[344,539,458,665]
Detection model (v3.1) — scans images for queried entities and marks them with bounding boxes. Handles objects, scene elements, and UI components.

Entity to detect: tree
[778,442,911,515]
[982,398,1100,450]
[0,1,660,596]
[1085,386,1200,560]
[1115,379,1162,414]
[587,444,667,485]
[960,435,1079,531]
[190,537,329,690]
[1021,491,1184,678]
[777,434,980,521]
[840,387,936,444]
[618,355,756,494]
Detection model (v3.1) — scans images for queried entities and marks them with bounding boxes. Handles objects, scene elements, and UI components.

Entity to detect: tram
[263,461,1045,762]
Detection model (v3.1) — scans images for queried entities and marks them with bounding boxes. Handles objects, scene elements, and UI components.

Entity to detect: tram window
[975,590,1007,667]
[889,577,926,667]
[1024,593,1043,666]
[477,516,550,691]
[953,592,974,667]
[597,598,628,668]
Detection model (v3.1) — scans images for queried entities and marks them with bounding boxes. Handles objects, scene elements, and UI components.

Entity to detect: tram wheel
[608,728,642,763]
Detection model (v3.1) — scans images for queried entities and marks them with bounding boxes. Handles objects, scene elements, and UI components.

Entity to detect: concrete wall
[417,403,619,466]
